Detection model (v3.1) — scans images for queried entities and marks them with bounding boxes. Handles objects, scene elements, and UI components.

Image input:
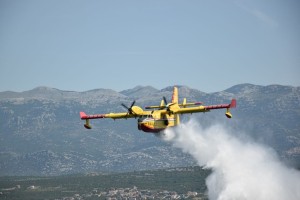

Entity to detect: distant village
[1,185,205,200]
[62,186,203,200]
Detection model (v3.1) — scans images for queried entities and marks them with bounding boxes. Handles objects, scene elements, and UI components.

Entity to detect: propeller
[121,100,136,114]
[163,96,168,106]
[162,96,175,109]
[161,96,174,113]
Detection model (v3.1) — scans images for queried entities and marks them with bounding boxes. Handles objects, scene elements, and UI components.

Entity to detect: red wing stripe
[204,104,230,110]
[80,113,106,119]
[86,114,106,119]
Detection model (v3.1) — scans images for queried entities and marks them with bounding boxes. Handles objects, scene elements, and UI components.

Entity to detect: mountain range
[0,84,299,176]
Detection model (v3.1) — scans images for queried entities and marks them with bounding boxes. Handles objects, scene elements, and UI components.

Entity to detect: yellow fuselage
[137,111,180,133]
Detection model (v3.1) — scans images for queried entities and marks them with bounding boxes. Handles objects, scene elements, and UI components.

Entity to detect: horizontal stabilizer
[179,102,202,107]
[145,102,203,109]
[145,105,164,109]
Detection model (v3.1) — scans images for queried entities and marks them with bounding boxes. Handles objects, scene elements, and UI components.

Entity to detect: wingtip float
[80,87,236,133]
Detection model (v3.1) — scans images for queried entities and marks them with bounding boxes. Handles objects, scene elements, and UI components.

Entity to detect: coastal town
[1,184,205,200]
[61,186,204,200]
[0,166,209,200]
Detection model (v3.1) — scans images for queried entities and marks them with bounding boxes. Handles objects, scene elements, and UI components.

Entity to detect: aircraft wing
[80,111,139,129]
[175,99,236,118]
[80,105,150,129]
[80,111,136,120]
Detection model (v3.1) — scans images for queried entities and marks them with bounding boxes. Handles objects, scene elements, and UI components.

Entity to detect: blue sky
[0,0,299,92]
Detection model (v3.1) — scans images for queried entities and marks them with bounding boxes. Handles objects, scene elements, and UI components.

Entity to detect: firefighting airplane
[80,87,236,133]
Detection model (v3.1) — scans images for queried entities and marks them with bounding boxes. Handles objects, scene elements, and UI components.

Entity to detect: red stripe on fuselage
[140,124,165,133]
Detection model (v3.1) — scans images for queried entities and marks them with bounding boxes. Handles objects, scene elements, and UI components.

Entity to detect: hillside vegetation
[0,84,299,175]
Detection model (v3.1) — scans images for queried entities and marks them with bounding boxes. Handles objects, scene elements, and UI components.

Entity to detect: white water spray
[163,120,300,200]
